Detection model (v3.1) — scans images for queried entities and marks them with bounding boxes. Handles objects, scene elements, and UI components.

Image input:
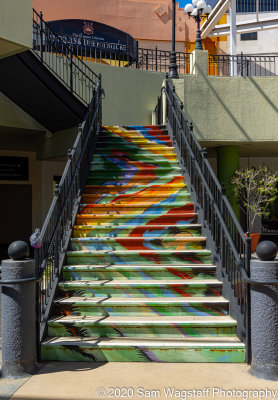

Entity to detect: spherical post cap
[8,241,30,260]
[256,240,278,261]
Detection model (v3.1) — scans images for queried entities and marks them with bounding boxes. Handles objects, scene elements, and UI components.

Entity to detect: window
[240,32,258,41]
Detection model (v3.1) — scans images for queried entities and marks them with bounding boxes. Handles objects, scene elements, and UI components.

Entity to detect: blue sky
[177,0,218,8]
[177,0,191,7]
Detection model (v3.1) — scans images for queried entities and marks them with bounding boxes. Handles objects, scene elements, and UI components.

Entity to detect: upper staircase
[41,125,245,363]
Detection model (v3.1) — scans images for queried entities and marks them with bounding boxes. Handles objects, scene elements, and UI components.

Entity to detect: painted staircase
[41,125,245,362]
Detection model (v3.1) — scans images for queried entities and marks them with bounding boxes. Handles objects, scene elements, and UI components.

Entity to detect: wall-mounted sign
[0,157,29,181]
[47,19,138,60]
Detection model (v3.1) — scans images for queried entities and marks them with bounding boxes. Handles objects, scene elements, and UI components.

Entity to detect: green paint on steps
[53,298,229,317]
[41,339,246,363]
[65,250,212,265]
[47,317,238,338]
[58,279,222,298]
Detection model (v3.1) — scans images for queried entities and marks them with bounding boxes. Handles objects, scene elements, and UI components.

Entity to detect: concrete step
[53,295,229,317]
[86,174,185,185]
[97,139,173,147]
[99,133,172,141]
[75,212,198,226]
[96,146,176,154]
[58,277,219,298]
[47,315,238,338]
[91,160,180,169]
[89,166,182,174]
[72,224,202,238]
[69,236,206,251]
[62,264,215,281]
[41,336,245,363]
[93,153,178,162]
[81,192,191,205]
[78,203,194,215]
[84,182,186,195]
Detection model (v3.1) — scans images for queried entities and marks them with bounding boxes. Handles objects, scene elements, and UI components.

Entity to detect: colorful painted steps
[42,125,245,363]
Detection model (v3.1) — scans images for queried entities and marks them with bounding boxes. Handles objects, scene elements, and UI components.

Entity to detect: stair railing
[157,78,252,363]
[35,76,103,343]
[32,9,99,105]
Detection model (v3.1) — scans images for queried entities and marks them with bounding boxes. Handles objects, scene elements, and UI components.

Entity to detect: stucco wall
[175,51,278,144]
[85,62,165,125]
[33,0,195,42]
[0,0,32,58]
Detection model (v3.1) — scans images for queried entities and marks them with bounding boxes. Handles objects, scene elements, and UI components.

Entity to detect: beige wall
[0,0,32,59]
[138,40,186,53]
[33,0,196,43]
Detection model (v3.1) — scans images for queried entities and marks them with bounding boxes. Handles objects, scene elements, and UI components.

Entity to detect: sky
[177,0,218,9]
[177,0,192,7]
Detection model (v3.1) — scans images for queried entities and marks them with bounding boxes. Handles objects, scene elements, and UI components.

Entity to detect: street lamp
[169,0,179,79]
[184,0,212,50]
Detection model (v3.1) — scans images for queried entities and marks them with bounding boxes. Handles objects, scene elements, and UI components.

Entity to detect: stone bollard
[1,241,37,378]
[249,241,278,381]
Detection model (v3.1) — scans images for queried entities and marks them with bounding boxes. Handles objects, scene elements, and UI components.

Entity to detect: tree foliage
[231,166,278,233]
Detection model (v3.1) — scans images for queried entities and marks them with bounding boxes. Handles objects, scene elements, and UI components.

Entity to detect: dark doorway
[0,184,32,262]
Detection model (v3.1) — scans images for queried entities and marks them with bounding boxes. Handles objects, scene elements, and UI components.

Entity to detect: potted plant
[232,166,278,252]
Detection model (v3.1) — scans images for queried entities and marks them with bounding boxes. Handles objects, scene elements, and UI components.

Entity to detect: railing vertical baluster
[39,11,44,63]
[70,45,73,93]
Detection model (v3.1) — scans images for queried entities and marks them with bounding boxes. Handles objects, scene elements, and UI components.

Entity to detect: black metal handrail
[32,9,99,105]
[208,53,278,77]
[35,76,103,342]
[156,79,252,363]
[48,33,192,74]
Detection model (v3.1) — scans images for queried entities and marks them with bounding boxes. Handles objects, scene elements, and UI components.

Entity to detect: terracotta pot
[249,233,261,252]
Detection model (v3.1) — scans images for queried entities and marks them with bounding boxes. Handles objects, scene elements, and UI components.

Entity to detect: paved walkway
[0,362,277,400]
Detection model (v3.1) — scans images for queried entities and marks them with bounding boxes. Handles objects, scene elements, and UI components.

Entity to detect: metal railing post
[245,233,252,364]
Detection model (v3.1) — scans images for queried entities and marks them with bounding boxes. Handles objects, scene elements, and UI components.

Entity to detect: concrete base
[8,362,278,400]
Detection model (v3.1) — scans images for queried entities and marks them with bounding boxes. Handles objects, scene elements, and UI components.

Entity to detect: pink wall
[33,0,197,43]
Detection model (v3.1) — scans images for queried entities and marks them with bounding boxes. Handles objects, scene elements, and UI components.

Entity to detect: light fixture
[184,0,212,50]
